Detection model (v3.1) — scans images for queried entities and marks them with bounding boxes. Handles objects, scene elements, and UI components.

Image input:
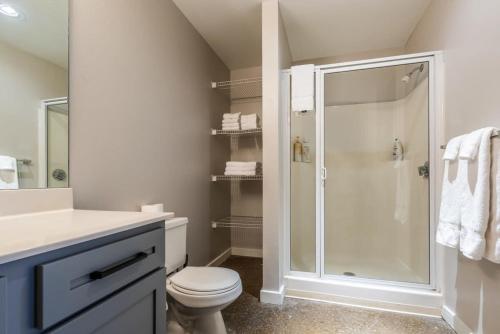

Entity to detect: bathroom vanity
[0,208,169,334]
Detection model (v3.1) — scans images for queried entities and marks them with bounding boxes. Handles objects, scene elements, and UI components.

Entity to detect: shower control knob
[52,169,67,181]
[418,161,429,178]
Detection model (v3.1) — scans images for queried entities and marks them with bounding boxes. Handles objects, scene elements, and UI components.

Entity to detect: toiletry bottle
[293,137,303,162]
[392,138,404,161]
[302,139,311,163]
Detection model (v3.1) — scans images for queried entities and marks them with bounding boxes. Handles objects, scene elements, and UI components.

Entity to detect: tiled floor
[220,256,455,334]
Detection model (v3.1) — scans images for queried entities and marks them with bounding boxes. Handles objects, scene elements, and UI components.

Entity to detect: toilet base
[167,310,227,334]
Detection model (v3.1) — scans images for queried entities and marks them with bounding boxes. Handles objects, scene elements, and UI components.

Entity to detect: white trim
[442,305,474,334]
[260,284,285,305]
[315,51,440,70]
[231,247,263,258]
[281,71,291,275]
[285,275,442,317]
[206,247,232,267]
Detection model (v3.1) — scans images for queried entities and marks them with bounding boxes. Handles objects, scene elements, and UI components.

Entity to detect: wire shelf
[211,175,263,182]
[211,77,262,100]
[211,216,263,229]
[211,128,262,136]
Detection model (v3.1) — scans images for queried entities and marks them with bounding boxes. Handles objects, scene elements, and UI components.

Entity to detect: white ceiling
[0,0,68,69]
[173,0,262,70]
[173,0,431,69]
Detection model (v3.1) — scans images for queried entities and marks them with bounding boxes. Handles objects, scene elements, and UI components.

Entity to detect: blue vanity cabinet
[0,221,166,334]
[0,276,6,334]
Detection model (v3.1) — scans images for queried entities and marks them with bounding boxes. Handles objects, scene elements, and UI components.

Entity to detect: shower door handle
[321,167,327,185]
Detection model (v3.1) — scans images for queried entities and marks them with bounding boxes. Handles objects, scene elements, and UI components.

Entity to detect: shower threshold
[284,274,442,317]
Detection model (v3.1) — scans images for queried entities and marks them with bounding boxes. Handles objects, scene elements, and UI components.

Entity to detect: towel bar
[440,130,499,149]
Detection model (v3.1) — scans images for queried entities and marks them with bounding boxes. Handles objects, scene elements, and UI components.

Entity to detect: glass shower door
[322,62,430,284]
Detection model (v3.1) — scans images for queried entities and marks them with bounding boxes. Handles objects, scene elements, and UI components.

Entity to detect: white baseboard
[260,284,285,305]
[442,305,473,334]
[231,247,263,258]
[206,248,232,267]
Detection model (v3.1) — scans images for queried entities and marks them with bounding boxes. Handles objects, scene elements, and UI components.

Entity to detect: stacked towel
[241,114,260,130]
[224,161,262,176]
[222,113,240,130]
[0,155,19,190]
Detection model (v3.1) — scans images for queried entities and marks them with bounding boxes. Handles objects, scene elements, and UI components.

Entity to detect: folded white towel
[436,135,466,248]
[223,113,240,120]
[241,125,258,130]
[0,155,19,190]
[291,64,315,112]
[226,161,261,167]
[459,127,497,260]
[222,119,239,124]
[224,170,259,176]
[0,155,16,171]
[222,126,240,130]
[225,166,261,172]
[241,114,259,121]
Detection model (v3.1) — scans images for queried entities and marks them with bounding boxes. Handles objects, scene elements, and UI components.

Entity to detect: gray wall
[69,0,231,266]
[406,1,500,333]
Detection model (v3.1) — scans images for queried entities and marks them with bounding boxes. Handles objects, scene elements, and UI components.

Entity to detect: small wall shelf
[211,216,263,229]
[211,175,263,182]
[211,128,262,136]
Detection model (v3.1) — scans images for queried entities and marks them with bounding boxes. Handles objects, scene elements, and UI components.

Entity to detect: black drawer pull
[90,252,149,280]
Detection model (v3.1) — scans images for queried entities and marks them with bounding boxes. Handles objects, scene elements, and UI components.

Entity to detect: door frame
[284,52,444,293]
[38,97,68,188]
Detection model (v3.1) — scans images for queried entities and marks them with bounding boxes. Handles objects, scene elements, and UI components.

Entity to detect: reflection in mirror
[0,0,68,189]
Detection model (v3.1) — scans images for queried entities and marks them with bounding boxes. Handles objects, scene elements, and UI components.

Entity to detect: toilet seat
[167,267,242,308]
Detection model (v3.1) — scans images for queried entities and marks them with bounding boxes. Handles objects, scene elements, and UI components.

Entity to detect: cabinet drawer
[36,228,164,330]
[48,268,166,334]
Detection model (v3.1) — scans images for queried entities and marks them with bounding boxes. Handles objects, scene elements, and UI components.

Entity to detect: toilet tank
[164,217,188,275]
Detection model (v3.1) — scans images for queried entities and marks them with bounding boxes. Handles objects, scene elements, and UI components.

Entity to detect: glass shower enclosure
[288,54,437,289]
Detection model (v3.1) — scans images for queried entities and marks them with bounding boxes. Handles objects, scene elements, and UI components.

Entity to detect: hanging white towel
[291,64,315,112]
[485,136,500,263]
[458,127,497,260]
[436,135,467,248]
[0,155,19,190]
[394,160,410,224]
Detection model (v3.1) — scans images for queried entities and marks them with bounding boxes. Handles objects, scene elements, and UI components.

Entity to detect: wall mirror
[0,0,68,189]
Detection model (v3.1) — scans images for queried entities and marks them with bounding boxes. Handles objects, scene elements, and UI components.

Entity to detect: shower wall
[324,78,429,283]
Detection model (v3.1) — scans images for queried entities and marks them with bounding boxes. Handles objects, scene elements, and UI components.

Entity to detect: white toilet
[164,217,242,334]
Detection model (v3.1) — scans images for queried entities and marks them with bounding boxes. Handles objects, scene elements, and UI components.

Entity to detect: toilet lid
[169,266,240,293]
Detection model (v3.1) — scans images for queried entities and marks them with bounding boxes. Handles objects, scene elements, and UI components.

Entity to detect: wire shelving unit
[211,216,263,229]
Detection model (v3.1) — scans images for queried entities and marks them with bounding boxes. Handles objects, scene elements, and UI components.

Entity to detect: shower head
[401,64,424,83]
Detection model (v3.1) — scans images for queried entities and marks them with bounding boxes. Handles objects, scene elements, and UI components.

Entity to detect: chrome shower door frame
[285,52,445,305]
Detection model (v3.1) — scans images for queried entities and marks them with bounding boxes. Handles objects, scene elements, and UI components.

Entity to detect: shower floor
[325,255,427,284]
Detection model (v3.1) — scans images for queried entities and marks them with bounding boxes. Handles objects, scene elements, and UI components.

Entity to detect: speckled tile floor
[220,256,455,334]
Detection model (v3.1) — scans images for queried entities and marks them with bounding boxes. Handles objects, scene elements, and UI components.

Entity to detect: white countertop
[0,209,172,265]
